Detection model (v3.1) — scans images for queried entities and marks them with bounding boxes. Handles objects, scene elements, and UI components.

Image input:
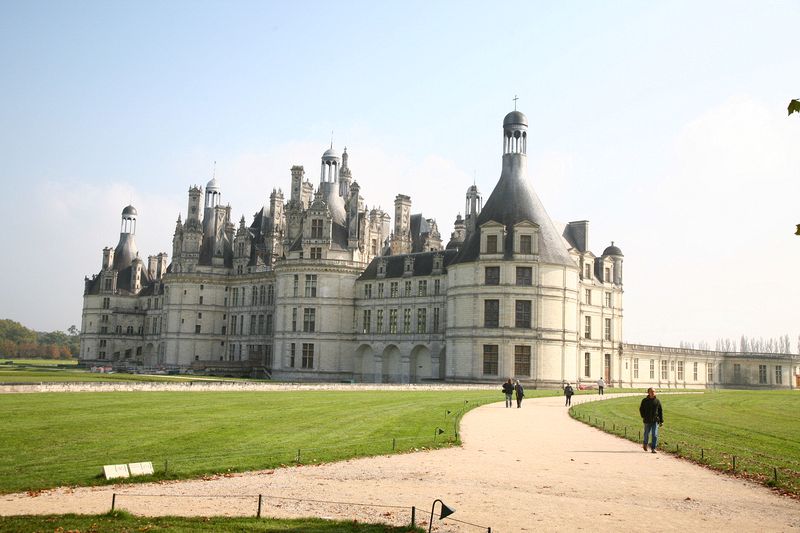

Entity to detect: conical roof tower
[452,109,575,267]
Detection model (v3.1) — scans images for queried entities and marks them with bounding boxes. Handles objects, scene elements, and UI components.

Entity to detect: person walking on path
[597,377,605,395]
[564,383,574,406]
[639,387,663,453]
[514,380,525,408]
[502,379,514,408]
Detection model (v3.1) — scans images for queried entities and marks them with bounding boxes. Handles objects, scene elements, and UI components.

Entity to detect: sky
[0,1,798,348]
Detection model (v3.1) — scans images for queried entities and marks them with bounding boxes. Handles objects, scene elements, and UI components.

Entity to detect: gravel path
[2,393,799,532]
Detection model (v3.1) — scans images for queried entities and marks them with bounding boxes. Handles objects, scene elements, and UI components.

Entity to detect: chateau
[80,110,798,388]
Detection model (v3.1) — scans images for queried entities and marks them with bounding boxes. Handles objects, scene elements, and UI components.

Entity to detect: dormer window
[513,221,538,256]
[311,219,323,239]
[486,235,498,254]
[584,262,592,279]
[377,259,386,278]
[480,221,505,255]
[403,256,415,276]
[432,253,443,274]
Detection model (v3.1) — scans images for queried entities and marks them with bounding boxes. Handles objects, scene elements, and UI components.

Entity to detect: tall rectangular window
[484,299,499,328]
[604,318,612,340]
[390,282,398,297]
[633,358,639,379]
[485,266,500,285]
[266,314,273,334]
[584,353,591,377]
[516,267,532,286]
[389,309,398,334]
[707,363,713,383]
[364,284,372,298]
[649,359,655,379]
[291,308,297,332]
[250,315,256,335]
[483,345,499,375]
[519,234,532,254]
[418,280,427,296]
[362,309,371,334]
[661,360,668,380]
[584,263,592,279]
[733,363,741,382]
[486,234,498,254]
[251,286,258,305]
[311,219,323,238]
[403,308,412,333]
[303,308,316,332]
[584,316,592,339]
[585,289,592,305]
[290,343,296,367]
[404,281,412,297]
[293,275,298,297]
[102,297,110,309]
[515,300,531,328]
[693,362,698,381]
[514,345,531,376]
[417,308,427,333]
[258,314,264,334]
[302,343,314,368]
[433,307,440,333]
[605,292,612,307]
[376,309,384,333]
[305,274,317,297]
[231,315,237,334]
[758,364,767,384]
[775,366,783,384]
[310,247,322,259]
[267,284,274,304]
[378,282,384,298]
[434,279,441,295]
[677,361,684,380]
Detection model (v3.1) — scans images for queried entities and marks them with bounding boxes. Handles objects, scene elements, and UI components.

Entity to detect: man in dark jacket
[514,380,524,408]
[502,379,514,408]
[639,388,663,453]
[564,383,574,406]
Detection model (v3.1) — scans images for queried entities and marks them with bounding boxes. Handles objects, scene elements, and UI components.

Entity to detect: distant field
[0,358,77,366]
[0,389,518,494]
[0,511,424,532]
[0,359,245,383]
[571,390,800,495]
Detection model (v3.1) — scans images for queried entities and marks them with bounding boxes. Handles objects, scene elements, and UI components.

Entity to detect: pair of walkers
[501,379,524,408]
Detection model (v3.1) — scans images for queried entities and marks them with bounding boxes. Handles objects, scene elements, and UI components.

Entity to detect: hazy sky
[1,1,798,348]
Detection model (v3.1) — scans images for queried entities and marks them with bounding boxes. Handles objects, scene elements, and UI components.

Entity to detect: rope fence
[571,409,800,495]
[109,492,492,531]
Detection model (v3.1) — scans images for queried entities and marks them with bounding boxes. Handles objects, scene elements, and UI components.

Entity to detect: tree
[789,99,800,116]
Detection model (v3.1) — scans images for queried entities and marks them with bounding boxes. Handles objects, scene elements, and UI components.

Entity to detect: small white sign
[128,461,154,476]
[103,464,130,479]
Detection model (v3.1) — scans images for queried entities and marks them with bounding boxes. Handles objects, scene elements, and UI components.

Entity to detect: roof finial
[611,241,615,246]
[330,130,334,149]
[473,169,477,186]
[513,94,519,111]
[212,161,216,180]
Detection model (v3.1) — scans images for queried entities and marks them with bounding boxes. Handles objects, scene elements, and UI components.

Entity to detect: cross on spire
[212,161,216,179]
[513,94,519,110]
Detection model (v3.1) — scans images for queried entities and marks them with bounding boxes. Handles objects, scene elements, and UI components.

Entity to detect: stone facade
[80,110,798,388]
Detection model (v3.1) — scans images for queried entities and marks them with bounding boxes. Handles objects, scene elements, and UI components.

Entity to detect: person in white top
[597,377,605,395]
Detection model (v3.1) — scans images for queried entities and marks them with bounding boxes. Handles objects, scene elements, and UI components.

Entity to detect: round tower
[205,177,221,208]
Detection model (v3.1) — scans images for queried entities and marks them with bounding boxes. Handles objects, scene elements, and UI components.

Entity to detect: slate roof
[451,156,576,267]
[357,249,459,281]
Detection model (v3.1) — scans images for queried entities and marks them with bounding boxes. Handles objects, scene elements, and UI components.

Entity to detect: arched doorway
[381,345,402,383]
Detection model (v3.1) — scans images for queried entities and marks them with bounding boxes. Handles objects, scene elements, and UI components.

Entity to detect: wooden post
[296,449,301,463]
[111,493,116,512]
[392,438,396,451]
[411,506,415,526]
[701,448,704,460]
[257,494,262,518]
[732,456,736,472]
[774,467,778,483]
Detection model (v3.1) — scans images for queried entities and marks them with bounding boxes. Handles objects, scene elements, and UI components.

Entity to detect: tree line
[678,335,797,355]
[0,319,78,359]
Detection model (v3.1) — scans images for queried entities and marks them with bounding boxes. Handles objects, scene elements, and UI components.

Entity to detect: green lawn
[0,511,424,532]
[0,389,524,494]
[571,390,800,495]
[0,358,77,366]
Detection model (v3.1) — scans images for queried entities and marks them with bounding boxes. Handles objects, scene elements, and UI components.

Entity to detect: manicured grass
[0,511,424,532]
[571,390,800,495]
[0,389,530,494]
[0,367,217,383]
[0,358,77,366]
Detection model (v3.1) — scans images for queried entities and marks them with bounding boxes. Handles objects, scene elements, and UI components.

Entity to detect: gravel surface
[2,393,799,532]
